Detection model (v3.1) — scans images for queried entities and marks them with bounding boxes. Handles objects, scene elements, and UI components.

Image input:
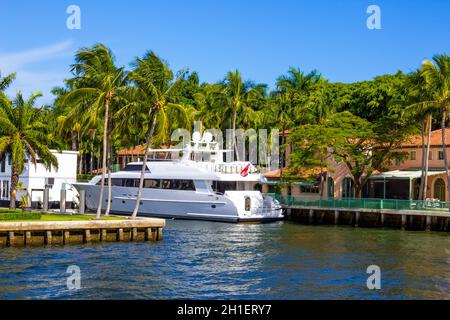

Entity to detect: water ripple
[0,221,449,299]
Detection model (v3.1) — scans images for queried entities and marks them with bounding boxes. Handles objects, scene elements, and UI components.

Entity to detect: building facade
[0,150,79,208]
[264,128,450,201]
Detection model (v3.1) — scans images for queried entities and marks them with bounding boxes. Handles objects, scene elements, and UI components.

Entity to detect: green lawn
[0,209,125,222]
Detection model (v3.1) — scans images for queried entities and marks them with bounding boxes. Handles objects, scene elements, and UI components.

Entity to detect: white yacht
[72,133,283,223]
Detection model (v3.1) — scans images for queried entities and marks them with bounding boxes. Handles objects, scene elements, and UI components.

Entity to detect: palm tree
[63,44,131,218]
[0,92,58,209]
[420,54,450,200]
[276,67,322,98]
[221,70,263,161]
[405,70,435,200]
[269,68,322,178]
[126,51,189,219]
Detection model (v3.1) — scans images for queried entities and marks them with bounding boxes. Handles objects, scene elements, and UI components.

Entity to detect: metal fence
[265,194,450,212]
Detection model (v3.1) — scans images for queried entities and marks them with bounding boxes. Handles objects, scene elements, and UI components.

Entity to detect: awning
[370,170,446,179]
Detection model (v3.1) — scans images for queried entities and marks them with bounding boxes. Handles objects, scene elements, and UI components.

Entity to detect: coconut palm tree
[125,51,190,219]
[63,44,131,218]
[221,70,264,161]
[276,67,322,99]
[420,55,450,200]
[0,92,58,209]
[405,70,435,200]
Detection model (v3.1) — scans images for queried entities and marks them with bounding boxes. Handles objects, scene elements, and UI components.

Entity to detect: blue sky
[1,0,450,104]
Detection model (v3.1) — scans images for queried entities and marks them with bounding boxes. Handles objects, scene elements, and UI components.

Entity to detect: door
[433,178,446,201]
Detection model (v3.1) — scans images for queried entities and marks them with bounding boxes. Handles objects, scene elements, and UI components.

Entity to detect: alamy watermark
[367,5,381,30]
[66,5,81,30]
[66,265,81,290]
[366,265,381,290]
[171,122,280,169]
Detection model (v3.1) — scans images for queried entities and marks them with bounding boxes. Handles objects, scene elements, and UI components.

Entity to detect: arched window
[327,177,334,198]
[342,177,354,198]
[433,178,446,201]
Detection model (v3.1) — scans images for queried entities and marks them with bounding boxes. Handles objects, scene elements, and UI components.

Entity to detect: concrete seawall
[284,206,450,232]
[0,218,165,246]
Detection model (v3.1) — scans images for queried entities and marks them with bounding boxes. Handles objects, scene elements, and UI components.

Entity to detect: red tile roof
[400,128,450,147]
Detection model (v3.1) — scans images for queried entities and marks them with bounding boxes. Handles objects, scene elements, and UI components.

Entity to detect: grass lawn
[0,208,125,222]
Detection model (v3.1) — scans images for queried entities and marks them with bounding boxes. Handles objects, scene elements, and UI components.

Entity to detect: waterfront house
[263,128,450,201]
[0,150,79,208]
[366,128,450,201]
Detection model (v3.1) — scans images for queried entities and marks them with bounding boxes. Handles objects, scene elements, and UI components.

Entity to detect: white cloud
[0,40,74,104]
[0,40,73,72]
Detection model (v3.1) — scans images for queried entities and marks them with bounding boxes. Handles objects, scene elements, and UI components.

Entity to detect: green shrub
[0,210,42,220]
[77,173,94,182]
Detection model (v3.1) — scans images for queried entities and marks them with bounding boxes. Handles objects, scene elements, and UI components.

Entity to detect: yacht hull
[72,183,284,223]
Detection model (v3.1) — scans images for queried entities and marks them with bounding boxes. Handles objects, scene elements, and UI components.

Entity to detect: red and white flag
[240,163,251,177]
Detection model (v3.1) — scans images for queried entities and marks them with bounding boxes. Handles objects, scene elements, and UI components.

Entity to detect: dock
[0,218,165,246]
[265,194,450,232]
[284,205,450,231]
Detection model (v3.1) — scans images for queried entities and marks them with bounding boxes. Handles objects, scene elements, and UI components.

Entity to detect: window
[123,164,149,172]
[327,177,334,198]
[244,196,251,211]
[7,154,11,166]
[125,179,137,187]
[144,179,160,189]
[179,180,195,191]
[429,151,433,160]
[161,179,195,190]
[212,181,237,194]
[1,180,9,199]
[0,157,5,173]
[45,178,55,186]
[410,151,416,160]
[342,177,354,198]
[300,183,319,193]
[438,151,444,160]
[161,180,173,189]
[111,178,124,186]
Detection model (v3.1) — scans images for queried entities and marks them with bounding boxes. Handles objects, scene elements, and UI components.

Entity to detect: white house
[0,150,79,208]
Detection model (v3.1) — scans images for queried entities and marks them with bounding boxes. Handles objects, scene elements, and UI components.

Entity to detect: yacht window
[161,180,173,189]
[123,164,149,172]
[111,178,124,186]
[171,180,181,189]
[125,179,137,187]
[179,180,195,191]
[144,179,160,188]
[212,181,237,194]
[161,179,195,190]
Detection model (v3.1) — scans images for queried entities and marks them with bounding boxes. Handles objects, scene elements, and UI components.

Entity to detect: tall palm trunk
[90,131,95,174]
[90,150,94,173]
[441,110,450,201]
[423,114,432,200]
[131,107,157,219]
[232,108,239,161]
[418,119,426,200]
[9,163,19,209]
[105,126,113,216]
[71,131,77,151]
[78,134,83,175]
[279,122,286,180]
[95,100,109,219]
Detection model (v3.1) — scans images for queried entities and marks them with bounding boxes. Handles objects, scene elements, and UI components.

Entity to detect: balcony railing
[265,194,450,212]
